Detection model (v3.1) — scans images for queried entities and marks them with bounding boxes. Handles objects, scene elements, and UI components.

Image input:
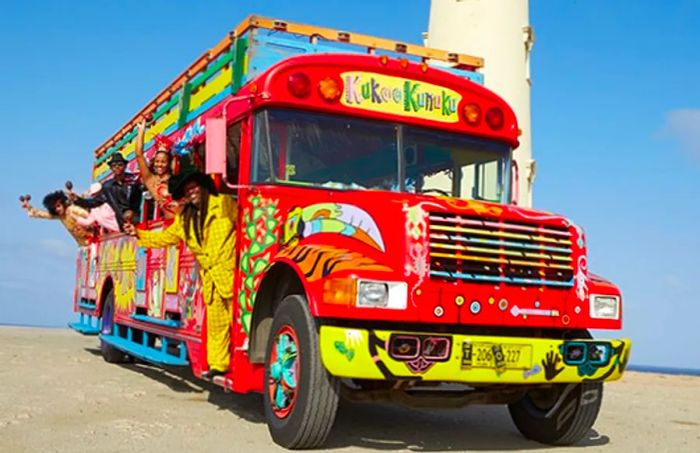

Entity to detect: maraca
[65,181,73,191]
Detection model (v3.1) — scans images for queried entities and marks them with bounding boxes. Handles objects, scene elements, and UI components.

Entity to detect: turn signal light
[287,72,311,98]
[485,107,504,130]
[323,278,356,305]
[462,103,481,126]
[318,77,342,103]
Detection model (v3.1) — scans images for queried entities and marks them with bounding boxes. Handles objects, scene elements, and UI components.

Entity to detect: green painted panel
[176,83,192,128]
[231,35,249,94]
[189,52,234,90]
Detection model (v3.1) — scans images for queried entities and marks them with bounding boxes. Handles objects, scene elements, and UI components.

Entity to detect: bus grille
[428,212,574,287]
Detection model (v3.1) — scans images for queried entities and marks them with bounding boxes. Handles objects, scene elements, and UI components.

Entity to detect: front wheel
[263,294,339,449]
[508,382,603,445]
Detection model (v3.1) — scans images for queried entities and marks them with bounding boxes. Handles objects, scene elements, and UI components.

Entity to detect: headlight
[357,280,407,309]
[589,294,620,320]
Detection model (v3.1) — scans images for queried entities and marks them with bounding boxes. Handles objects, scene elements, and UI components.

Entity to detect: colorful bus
[70,16,631,449]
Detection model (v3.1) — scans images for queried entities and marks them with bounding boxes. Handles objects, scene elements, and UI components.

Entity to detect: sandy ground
[0,327,697,453]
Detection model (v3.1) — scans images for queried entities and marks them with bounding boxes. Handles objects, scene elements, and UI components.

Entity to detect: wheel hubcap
[268,325,299,418]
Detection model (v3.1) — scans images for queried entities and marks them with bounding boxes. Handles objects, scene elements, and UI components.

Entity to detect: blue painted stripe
[100,333,189,366]
[247,32,483,85]
[68,321,100,335]
[430,270,574,287]
[130,314,181,328]
[68,312,100,335]
[432,234,572,254]
[185,89,230,124]
[429,65,483,85]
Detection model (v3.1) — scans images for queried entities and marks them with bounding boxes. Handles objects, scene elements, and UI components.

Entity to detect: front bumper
[319,326,631,384]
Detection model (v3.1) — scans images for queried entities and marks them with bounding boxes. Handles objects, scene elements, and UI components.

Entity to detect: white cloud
[39,238,75,259]
[659,109,700,161]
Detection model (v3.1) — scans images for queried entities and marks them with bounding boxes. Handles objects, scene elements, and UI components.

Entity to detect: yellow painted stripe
[430,242,571,262]
[189,66,232,111]
[431,224,572,245]
[430,251,573,270]
[94,161,109,180]
[149,108,178,137]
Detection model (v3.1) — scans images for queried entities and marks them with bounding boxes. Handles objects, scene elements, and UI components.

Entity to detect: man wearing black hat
[124,168,237,379]
[72,153,143,230]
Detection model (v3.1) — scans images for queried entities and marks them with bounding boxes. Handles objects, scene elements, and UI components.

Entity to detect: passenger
[124,169,236,379]
[20,191,95,246]
[72,153,143,230]
[134,119,180,219]
[71,183,120,233]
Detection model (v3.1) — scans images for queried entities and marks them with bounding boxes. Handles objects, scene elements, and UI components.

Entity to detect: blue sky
[0,1,698,368]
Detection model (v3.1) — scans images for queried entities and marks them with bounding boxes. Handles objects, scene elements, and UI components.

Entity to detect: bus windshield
[251,108,511,203]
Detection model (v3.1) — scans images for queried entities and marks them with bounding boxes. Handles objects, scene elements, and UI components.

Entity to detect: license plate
[461,342,532,371]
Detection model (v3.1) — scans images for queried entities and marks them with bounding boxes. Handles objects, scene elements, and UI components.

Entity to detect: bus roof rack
[93,15,484,161]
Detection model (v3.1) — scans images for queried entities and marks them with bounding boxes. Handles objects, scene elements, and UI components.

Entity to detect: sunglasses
[110,162,126,168]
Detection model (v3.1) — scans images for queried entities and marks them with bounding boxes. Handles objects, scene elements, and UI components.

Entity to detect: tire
[508,381,603,445]
[100,289,128,364]
[263,294,339,449]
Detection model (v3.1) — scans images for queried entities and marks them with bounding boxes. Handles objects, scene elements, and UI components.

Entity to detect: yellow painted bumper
[319,326,631,384]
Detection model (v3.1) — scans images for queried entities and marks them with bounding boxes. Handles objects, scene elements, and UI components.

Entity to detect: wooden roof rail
[94,14,483,159]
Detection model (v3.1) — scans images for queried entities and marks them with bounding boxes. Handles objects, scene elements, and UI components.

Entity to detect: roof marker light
[318,77,342,103]
[485,107,504,130]
[287,72,311,98]
[462,103,481,126]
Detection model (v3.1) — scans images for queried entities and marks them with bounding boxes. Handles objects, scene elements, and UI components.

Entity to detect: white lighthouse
[425,0,536,207]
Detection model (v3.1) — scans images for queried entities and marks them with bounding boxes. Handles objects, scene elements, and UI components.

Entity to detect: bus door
[145,246,166,318]
[145,243,182,321]
[77,241,99,305]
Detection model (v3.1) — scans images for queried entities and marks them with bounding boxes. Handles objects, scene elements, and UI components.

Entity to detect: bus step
[68,312,100,335]
[130,314,181,329]
[77,300,97,311]
[100,330,189,366]
[212,375,234,392]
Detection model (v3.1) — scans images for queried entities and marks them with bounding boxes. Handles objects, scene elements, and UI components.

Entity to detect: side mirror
[511,159,519,205]
[205,117,227,175]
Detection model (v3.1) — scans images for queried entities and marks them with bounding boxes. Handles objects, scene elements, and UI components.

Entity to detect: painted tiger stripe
[277,244,392,281]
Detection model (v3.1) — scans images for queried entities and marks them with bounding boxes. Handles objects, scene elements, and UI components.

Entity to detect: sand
[0,326,697,452]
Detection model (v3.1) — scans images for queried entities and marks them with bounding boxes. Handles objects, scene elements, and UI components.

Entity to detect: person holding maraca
[19,183,94,246]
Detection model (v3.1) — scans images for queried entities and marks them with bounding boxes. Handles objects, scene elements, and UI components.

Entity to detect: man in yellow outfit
[125,169,237,379]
